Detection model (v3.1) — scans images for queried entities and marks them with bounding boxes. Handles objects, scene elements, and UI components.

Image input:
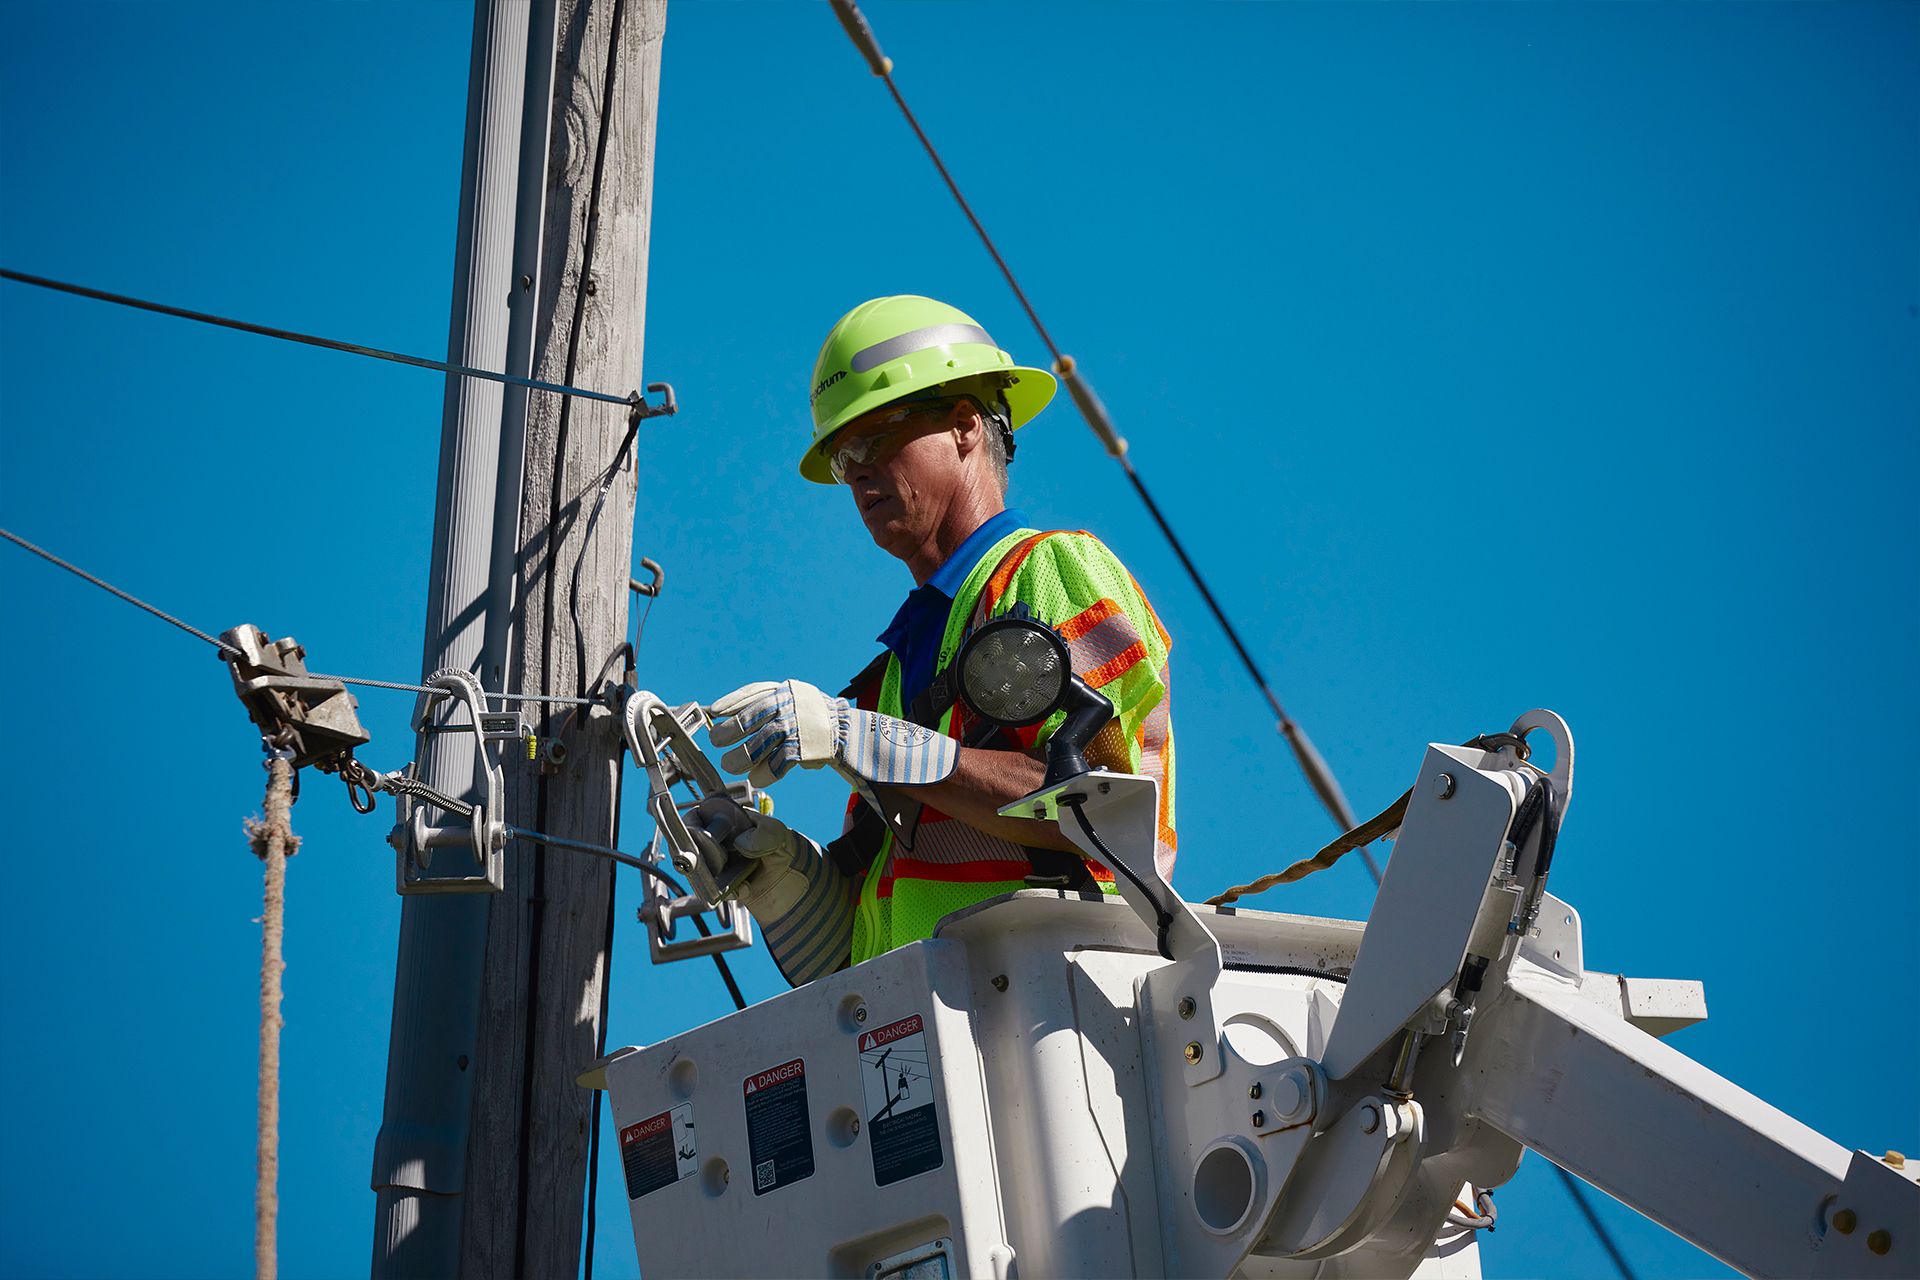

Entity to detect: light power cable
[825,0,1380,885]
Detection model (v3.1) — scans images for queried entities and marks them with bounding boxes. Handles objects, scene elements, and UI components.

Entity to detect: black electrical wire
[1556,1166,1639,1280]
[1063,797,1173,961]
[524,3,629,1274]
[827,3,1382,885]
[690,915,749,1011]
[0,267,633,407]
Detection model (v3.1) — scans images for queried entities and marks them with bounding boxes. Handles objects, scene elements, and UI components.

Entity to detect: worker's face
[834,399,978,559]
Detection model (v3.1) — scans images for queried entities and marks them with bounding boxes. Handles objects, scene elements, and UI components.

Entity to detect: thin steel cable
[503,824,683,891]
[0,268,634,406]
[1,527,241,654]
[835,11,1384,884]
[321,672,596,707]
[1,526,599,706]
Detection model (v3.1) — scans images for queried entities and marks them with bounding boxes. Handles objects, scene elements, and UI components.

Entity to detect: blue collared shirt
[878,507,1030,705]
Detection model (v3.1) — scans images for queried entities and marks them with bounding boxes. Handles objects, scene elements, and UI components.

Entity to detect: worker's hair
[959,391,1014,495]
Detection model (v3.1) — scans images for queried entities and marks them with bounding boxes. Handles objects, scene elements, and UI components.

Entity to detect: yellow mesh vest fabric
[849,528,1175,965]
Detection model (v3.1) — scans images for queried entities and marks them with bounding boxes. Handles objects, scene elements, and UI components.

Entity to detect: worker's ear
[950,398,986,456]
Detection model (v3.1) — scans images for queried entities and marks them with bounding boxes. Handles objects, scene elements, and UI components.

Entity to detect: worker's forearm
[914,745,1081,852]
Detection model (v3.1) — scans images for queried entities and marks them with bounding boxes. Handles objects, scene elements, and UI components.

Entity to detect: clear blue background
[2,3,1914,1278]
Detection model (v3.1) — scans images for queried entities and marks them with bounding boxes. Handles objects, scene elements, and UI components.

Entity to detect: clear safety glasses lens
[826,401,951,484]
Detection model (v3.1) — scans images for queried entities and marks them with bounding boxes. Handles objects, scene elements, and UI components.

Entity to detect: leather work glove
[707,680,958,791]
[686,795,811,920]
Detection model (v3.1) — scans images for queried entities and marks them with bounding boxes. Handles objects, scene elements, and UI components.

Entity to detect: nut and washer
[1183,1041,1204,1065]
[1177,997,1197,1020]
[853,1006,868,1024]
[1248,1082,1263,1101]
[1251,1111,1265,1128]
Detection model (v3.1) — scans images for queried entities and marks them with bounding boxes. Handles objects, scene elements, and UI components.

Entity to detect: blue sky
[1,3,1915,1278]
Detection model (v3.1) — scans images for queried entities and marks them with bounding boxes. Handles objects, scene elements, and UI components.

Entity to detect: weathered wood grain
[461,0,664,1273]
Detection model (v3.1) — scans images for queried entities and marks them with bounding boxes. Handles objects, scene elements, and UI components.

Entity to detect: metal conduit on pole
[482,0,563,691]
[371,0,544,1271]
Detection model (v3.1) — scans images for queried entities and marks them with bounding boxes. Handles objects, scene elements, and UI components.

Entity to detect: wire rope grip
[219,624,371,771]
[621,690,757,961]
[389,668,511,893]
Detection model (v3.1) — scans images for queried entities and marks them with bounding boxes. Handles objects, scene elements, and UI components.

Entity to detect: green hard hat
[802,295,1057,484]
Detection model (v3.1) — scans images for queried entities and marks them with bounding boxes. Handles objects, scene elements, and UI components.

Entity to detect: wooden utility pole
[461,0,666,1275]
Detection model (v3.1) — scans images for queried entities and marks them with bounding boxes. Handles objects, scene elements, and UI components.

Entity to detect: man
[699,295,1176,987]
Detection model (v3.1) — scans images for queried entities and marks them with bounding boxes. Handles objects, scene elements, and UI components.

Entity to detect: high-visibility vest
[843,527,1176,965]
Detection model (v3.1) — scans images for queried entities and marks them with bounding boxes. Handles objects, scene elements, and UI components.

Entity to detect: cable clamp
[221,624,371,772]
[390,668,508,894]
[621,690,758,962]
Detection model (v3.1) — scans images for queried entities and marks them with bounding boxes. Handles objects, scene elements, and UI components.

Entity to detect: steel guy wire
[827,0,1382,885]
[1,526,241,655]
[0,268,636,408]
[0,525,597,707]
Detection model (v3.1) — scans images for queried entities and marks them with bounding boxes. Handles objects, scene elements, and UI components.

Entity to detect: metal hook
[630,557,665,598]
[626,381,678,424]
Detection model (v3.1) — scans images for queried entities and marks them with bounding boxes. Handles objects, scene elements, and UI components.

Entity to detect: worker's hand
[707,680,957,791]
[686,795,810,920]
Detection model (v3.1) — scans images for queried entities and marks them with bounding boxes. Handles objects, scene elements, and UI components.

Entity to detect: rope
[244,754,296,1280]
[826,2,1380,880]
[0,267,635,407]
[1206,788,1411,907]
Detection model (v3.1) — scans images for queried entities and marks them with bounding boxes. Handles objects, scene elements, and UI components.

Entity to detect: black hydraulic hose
[1531,777,1562,883]
[1064,797,1173,960]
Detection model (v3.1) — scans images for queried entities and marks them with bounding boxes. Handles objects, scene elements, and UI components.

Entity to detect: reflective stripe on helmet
[850,322,997,373]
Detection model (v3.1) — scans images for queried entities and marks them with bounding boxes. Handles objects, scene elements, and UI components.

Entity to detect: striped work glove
[707,679,958,791]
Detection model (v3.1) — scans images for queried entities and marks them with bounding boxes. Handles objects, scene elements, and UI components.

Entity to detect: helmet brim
[799,363,1057,484]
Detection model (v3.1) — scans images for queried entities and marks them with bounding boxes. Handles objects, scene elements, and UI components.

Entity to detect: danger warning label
[857,1013,943,1186]
[742,1057,814,1195]
[618,1102,696,1200]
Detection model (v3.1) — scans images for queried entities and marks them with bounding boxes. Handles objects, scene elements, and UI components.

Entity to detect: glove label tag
[857,1013,945,1186]
[618,1101,697,1200]
[743,1057,815,1195]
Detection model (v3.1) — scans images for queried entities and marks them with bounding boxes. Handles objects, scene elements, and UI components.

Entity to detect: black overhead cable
[543,3,627,1277]
[830,14,1643,1277]
[1557,1167,1640,1280]
[0,267,636,407]
[0,527,599,707]
[825,0,1382,887]
[0,527,241,656]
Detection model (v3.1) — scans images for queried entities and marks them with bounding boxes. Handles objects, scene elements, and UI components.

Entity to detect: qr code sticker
[755,1159,776,1191]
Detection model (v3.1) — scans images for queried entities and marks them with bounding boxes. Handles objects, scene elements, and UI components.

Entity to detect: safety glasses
[825,398,955,483]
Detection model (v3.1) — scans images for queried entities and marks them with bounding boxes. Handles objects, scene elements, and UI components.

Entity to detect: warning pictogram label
[742,1057,813,1196]
[618,1102,696,1200]
[858,1013,943,1186]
